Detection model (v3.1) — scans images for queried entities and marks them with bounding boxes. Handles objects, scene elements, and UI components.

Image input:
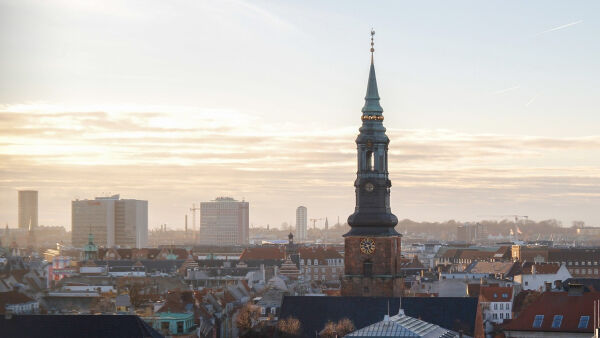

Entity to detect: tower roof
[361,30,383,115]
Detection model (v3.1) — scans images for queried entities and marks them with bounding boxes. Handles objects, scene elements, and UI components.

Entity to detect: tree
[277,317,301,337]
[236,303,260,333]
[335,318,355,337]
[319,318,355,337]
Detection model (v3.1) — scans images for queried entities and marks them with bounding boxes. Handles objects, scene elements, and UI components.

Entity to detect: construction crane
[309,218,323,230]
[190,203,201,244]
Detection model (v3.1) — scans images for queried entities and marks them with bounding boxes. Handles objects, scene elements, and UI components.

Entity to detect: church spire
[362,29,383,115]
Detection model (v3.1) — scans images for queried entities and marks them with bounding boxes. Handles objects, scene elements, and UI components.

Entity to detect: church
[278,31,478,337]
[341,30,403,297]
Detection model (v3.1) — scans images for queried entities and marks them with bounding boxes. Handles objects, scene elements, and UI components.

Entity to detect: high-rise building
[18,190,38,229]
[342,31,403,297]
[296,206,307,241]
[198,197,249,246]
[72,194,148,248]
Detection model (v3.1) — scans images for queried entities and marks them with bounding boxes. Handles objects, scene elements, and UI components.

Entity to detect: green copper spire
[361,29,383,115]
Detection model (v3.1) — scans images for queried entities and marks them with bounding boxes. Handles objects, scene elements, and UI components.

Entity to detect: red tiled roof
[239,247,285,260]
[0,291,35,313]
[479,286,513,303]
[298,247,343,261]
[502,291,599,333]
[520,262,561,275]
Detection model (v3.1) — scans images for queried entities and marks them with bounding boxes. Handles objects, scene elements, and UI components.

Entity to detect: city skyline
[2,1,600,229]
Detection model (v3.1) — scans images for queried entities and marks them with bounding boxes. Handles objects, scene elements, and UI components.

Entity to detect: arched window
[366,151,374,171]
[363,260,373,277]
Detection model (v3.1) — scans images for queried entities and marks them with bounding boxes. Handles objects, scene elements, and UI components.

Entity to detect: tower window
[366,151,374,171]
[363,260,373,277]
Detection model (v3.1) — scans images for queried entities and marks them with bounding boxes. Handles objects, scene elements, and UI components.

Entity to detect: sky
[1,0,600,230]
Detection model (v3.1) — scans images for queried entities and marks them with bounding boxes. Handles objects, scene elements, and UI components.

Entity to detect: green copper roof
[361,61,383,114]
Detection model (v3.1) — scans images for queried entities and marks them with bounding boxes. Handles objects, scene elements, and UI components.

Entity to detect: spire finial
[370,29,375,63]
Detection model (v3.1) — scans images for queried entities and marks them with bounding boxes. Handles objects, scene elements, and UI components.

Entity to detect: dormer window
[551,315,563,328]
[533,315,544,328]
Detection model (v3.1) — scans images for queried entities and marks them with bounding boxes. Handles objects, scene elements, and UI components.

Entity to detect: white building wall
[514,264,572,291]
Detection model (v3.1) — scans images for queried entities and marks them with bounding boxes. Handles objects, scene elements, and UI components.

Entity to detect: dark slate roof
[562,278,600,292]
[0,315,163,338]
[279,296,477,338]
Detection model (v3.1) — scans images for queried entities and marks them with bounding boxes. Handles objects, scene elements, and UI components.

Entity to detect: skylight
[578,316,590,329]
[551,315,563,328]
[533,315,544,328]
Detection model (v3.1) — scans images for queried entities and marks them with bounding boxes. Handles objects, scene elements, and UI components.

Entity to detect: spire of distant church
[362,29,383,115]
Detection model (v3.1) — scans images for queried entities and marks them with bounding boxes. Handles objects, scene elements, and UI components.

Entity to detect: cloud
[536,20,583,36]
[1,106,600,228]
[493,85,521,95]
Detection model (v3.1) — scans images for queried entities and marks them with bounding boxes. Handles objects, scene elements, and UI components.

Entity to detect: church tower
[341,30,403,297]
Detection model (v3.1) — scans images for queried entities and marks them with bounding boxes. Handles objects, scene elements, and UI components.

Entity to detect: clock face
[365,183,375,192]
[360,238,375,254]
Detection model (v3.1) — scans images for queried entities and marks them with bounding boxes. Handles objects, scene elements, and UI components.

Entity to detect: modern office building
[72,194,148,248]
[198,197,249,246]
[18,190,38,229]
[296,206,307,241]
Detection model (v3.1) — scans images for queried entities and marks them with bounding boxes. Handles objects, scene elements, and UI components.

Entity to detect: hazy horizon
[2,1,600,230]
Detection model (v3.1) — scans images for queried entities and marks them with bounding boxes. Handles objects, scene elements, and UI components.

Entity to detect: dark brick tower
[341,30,403,297]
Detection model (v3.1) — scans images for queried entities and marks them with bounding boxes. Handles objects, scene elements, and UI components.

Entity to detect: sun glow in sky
[1,0,600,229]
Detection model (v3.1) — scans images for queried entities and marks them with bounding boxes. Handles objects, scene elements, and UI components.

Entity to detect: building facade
[72,194,148,248]
[199,197,249,246]
[295,206,307,241]
[18,190,38,229]
[299,247,344,282]
[341,32,403,297]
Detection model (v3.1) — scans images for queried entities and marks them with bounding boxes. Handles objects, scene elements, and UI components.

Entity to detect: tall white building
[199,197,249,246]
[18,190,38,229]
[296,206,307,241]
[72,194,148,248]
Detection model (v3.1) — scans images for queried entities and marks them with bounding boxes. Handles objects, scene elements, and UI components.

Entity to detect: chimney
[567,283,584,296]
[531,264,536,275]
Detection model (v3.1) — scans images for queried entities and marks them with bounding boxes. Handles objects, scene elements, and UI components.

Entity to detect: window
[307,259,311,265]
[533,315,544,328]
[500,313,504,319]
[579,316,590,329]
[314,259,318,265]
[261,307,266,315]
[494,303,497,310]
[525,281,528,286]
[552,315,563,328]
[366,151,374,171]
[506,303,510,310]
[500,303,504,310]
[506,313,510,319]
[493,313,498,319]
[270,307,277,314]
[363,260,373,277]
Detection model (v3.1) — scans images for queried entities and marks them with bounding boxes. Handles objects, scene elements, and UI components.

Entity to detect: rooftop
[348,310,459,337]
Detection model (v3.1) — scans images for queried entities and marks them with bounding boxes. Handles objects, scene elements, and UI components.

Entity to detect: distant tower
[18,190,38,230]
[342,30,402,297]
[82,231,98,262]
[296,206,307,242]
